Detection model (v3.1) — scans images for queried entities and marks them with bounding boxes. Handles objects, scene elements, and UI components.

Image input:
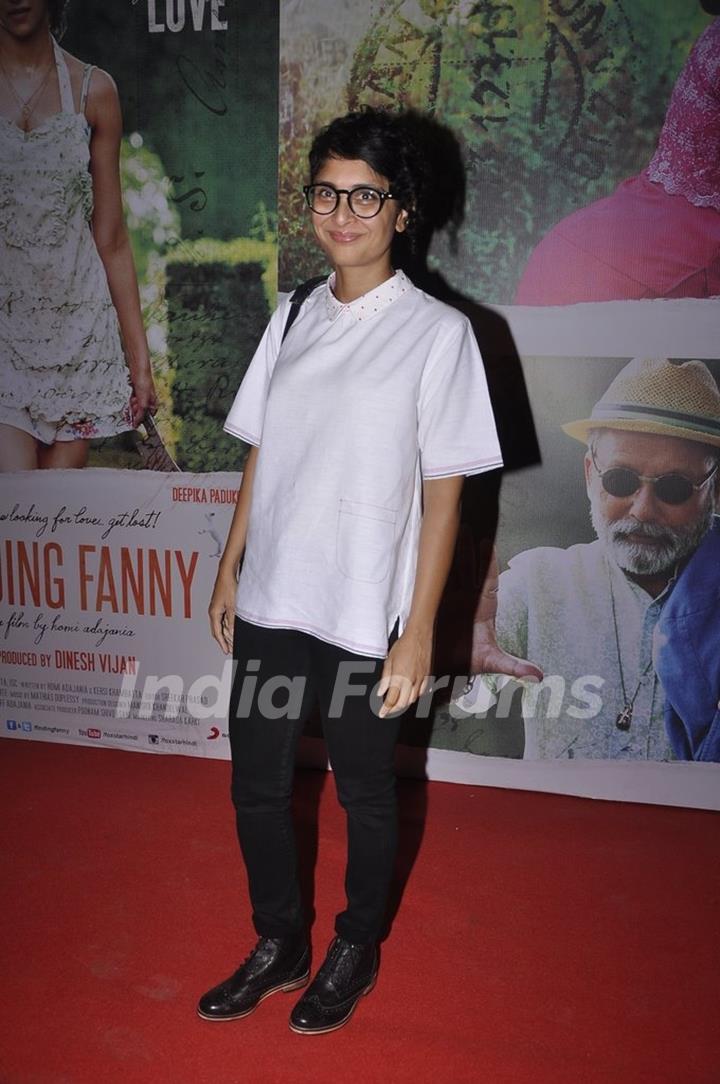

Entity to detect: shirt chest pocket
[336,499,397,584]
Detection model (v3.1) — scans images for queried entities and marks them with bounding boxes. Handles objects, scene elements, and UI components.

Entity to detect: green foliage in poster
[164,238,276,472]
[64,0,278,241]
[120,135,180,284]
[279,0,710,303]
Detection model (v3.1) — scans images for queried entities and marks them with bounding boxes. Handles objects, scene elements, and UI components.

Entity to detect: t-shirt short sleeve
[223,295,292,446]
[418,317,503,478]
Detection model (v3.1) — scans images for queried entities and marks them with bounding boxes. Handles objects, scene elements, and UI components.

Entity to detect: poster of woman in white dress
[0,0,280,473]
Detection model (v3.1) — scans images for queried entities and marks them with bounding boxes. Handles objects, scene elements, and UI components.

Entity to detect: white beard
[591,501,716,577]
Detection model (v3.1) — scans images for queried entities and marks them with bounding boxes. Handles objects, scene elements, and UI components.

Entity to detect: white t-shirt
[223,269,503,657]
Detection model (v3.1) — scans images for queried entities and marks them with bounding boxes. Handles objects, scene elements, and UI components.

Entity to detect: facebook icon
[6,720,18,731]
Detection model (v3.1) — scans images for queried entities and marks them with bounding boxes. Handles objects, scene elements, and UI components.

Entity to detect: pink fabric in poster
[647,20,720,210]
[514,20,720,305]
[514,174,720,304]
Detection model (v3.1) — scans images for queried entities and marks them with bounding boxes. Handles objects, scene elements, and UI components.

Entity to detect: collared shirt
[488,540,674,760]
[223,270,503,657]
[322,269,410,322]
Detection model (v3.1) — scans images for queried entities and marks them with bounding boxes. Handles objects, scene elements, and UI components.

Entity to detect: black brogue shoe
[289,936,377,1035]
[197,933,310,1021]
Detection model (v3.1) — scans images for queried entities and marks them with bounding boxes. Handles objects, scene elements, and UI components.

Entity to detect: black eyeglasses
[590,446,719,505]
[302,183,395,219]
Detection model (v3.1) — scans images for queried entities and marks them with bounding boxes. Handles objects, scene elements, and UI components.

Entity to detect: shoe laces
[318,937,373,986]
[236,935,280,974]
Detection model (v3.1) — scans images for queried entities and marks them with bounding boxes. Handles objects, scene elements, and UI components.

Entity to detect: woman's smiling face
[309,157,407,281]
[0,1,50,39]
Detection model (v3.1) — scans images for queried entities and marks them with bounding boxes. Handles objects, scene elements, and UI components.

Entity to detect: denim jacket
[654,518,720,762]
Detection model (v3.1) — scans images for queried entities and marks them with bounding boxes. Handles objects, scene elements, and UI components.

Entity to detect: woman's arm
[208,445,259,653]
[86,69,157,425]
[378,474,464,717]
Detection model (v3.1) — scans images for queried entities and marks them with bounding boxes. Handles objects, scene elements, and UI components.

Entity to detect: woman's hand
[208,566,238,654]
[206,447,257,653]
[129,370,158,426]
[377,625,432,718]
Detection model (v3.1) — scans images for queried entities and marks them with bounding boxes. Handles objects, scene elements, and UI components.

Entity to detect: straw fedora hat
[562,357,720,449]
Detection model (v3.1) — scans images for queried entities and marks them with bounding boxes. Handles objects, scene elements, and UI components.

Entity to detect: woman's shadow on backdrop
[297,113,541,938]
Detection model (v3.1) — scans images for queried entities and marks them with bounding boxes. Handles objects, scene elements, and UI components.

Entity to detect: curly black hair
[308,107,430,248]
[48,0,70,39]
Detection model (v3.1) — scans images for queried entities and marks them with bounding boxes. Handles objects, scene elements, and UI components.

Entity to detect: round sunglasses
[591,447,719,505]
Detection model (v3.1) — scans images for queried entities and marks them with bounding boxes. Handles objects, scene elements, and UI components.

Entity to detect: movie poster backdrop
[2,1,719,810]
[279,0,716,309]
[62,0,280,474]
[277,0,720,809]
[1,4,279,760]
[1,470,238,757]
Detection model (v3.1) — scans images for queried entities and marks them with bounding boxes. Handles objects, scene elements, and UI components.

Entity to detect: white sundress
[0,37,134,443]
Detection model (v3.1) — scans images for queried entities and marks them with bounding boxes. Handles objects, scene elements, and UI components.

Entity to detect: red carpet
[1,740,718,1084]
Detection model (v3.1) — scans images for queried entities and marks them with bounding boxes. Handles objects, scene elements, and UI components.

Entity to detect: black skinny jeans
[228,616,403,946]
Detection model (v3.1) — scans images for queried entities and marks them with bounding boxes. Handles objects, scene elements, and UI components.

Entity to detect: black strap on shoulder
[281,275,327,343]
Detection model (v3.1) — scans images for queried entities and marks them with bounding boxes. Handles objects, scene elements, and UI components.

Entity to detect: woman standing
[0,0,156,470]
[200,108,503,1034]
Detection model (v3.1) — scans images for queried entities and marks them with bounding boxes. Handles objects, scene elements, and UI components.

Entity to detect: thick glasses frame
[302,183,396,218]
[590,445,719,505]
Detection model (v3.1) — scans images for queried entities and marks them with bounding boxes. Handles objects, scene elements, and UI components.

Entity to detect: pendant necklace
[0,51,55,135]
[607,564,654,731]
